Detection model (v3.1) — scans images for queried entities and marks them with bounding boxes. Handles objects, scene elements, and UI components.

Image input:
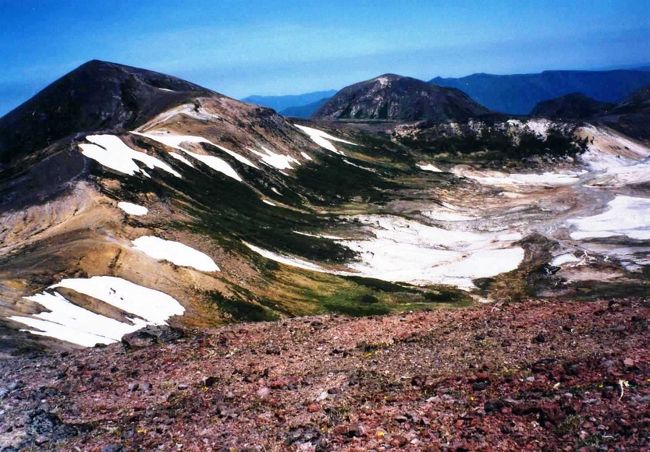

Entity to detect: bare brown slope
[1,298,647,450]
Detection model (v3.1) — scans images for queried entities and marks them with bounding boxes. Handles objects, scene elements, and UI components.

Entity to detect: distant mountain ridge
[431,70,650,115]
[242,90,337,116]
[314,74,491,121]
[280,97,331,118]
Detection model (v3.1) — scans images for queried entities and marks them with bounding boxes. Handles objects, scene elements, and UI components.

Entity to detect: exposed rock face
[531,93,613,119]
[314,74,491,121]
[0,60,212,164]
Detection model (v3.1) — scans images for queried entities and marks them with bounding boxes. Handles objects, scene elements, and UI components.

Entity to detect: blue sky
[1,0,649,115]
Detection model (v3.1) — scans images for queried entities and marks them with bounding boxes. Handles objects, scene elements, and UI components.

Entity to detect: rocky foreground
[1,298,648,451]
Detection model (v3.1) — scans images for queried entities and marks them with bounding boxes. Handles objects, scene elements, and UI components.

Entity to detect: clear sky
[1,0,649,115]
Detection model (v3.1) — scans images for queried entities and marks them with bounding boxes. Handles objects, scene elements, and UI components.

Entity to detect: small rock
[390,435,408,447]
[472,380,489,390]
[257,387,271,399]
[122,325,184,349]
[307,403,320,413]
[203,376,218,387]
[532,333,546,344]
[102,445,124,452]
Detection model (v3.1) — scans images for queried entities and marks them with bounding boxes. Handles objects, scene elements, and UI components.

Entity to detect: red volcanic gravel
[1,298,648,450]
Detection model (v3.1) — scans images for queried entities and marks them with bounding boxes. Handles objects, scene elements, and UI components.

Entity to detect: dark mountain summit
[314,74,491,121]
[432,70,650,115]
[0,60,212,164]
[531,93,613,119]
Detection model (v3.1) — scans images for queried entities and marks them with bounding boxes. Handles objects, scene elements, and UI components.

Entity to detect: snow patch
[117,202,148,216]
[9,292,149,347]
[453,167,580,187]
[262,199,277,207]
[132,236,220,272]
[294,124,357,155]
[293,231,345,240]
[418,163,443,173]
[243,242,326,272]
[52,276,185,325]
[551,253,581,266]
[249,147,299,170]
[343,159,376,172]
[13,277,185,346]
[181,150,243,181]
[169,152,195,167]
[80,135,181,178]
[568,195,650,241]
[132,131,258,169]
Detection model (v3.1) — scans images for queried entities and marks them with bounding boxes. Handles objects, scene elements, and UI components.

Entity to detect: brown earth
[1,297,648,450]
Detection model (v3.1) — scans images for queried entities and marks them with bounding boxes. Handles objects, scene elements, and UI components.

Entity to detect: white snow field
[51,276,185,324]
[568,195,650,241]
[294,124,357,155]
[117,202,148,216]
[340,215,524,289]
[132,236,220,272]
[11,276,185,347]
[248,215,524,290]
[9,292,149,347]
[80,135,181,177]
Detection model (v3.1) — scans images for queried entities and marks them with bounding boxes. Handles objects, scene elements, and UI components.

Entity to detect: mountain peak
[314,74,491,121]
[0,60,213,164]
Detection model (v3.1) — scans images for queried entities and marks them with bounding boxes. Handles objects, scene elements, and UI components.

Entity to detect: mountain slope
[1,61,649,358]
[432,70,650,114]
[531,93,613,119]
[0,60,213,165]
[242,90,337,113]
[598,84,650,142]
[314,74,491,121]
